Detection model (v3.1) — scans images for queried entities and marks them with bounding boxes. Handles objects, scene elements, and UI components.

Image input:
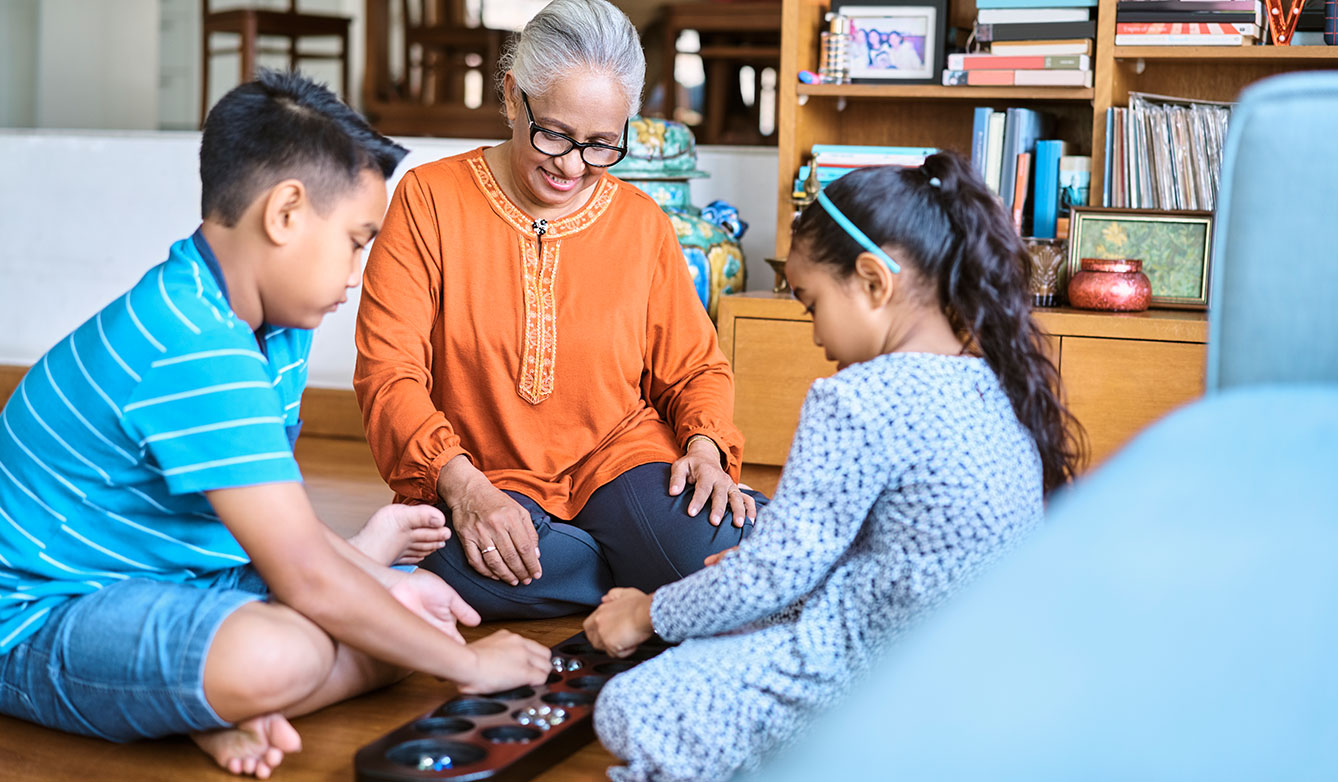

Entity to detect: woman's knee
[202,601,336,721]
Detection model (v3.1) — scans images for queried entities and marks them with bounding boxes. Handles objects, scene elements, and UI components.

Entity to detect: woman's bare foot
[348,503,450,566]
[191,712,302,779]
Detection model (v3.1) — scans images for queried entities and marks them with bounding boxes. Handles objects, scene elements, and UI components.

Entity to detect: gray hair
[498,0,646,118]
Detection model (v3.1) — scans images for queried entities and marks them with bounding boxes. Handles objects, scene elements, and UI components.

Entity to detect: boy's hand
[387,569,481,644]
[456,631,552,694]
[584,588,655,658]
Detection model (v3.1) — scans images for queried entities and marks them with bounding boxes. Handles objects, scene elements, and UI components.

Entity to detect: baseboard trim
[0,365,25,410]
[298,387,367,440]
[1,364,367,441]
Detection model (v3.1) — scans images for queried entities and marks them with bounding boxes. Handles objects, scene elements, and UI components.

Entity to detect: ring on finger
[480,544,498,554]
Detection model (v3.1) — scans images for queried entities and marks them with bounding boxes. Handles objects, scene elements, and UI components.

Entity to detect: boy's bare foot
[348,503,450,566]
[191,712,302,779]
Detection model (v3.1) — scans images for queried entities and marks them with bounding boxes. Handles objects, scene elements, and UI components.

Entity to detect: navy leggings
[417,463,767,620]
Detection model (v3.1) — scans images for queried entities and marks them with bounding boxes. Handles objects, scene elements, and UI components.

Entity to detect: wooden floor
[0,437,625,782]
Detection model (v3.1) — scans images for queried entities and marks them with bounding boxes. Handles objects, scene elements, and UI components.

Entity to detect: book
[810,144,940,157]
[999,107,1053,209]
[815,155,932,167]
[947,53,1090,69]
[974,20,1097,40]
[1117,0,1257,10]
[1103,108,1114,207]
[977,0,1097,7]
[1115,31,1254,44]
[987,38,1095,54]
[1031,140,1066,239]
[1012,151,1033,234]
[1117,9,1262,24]
[1116,0,1262,22]
[943,69,1094,86]
[1116,21,1260,35]
[985,112,1008,195]
[971,107,994,178]
[977,7,1093,23]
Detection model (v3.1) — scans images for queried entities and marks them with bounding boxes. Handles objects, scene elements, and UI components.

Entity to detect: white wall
[0,0,40,128]
[34,0,161,130]
[0,130,778,389]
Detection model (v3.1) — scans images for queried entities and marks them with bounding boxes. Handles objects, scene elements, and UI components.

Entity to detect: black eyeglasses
[521,91,629,168]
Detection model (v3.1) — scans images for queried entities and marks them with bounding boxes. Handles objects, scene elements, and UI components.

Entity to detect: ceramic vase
[1068,258,1152,312]
[611,117,747,321]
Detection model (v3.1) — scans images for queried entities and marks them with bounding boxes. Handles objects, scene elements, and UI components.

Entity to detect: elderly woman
[354,0,762,619]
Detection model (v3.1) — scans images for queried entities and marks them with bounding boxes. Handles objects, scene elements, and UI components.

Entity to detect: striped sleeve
[120,342,301,495]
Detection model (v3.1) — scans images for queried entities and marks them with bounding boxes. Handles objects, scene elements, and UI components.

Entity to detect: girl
[583,152,1084,782]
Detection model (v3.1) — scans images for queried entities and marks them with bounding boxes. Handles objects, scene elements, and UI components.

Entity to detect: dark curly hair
[791,151,1086,493]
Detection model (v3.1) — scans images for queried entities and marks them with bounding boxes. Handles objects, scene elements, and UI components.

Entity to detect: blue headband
[815,191,900,273]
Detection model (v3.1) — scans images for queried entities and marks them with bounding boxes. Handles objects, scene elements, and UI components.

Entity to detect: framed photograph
[832,1,946,85]
[1066,207,1214,310]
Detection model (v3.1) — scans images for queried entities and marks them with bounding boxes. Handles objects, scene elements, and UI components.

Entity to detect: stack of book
[1031,143,1092,239]
[1103,92,1232,210]
[945,0,1097,87]
[968,107,1092,236]
[791,144,937,196]
[1114,0,1263,45]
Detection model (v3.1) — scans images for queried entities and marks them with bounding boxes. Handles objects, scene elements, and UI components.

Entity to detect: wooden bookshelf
[719,293,1209,470]
[776,0,1338,252]
[798,84,1095,100]
[1112,45,1338,61]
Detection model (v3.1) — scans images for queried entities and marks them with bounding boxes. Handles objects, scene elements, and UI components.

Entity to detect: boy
[0,71,551,778]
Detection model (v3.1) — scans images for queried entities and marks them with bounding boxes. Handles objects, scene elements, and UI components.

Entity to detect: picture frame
[1066,207,1214,310]
[832,1,946,85]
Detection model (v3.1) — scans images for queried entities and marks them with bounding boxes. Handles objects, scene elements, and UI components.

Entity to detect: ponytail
[792,153,1086,493]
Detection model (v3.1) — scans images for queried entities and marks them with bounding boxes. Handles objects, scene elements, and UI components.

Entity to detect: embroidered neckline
[466,152,618,238]
[464,150,618,405]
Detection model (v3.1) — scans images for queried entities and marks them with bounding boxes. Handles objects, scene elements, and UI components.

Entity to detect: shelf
[725,293,1209,342]
[1113,45,1338,62]
[797,83,1094,101]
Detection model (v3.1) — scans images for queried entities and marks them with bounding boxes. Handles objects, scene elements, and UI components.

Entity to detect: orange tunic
[354,149,743,518]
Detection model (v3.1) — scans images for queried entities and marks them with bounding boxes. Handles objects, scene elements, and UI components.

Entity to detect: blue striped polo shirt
[0,229,312,653]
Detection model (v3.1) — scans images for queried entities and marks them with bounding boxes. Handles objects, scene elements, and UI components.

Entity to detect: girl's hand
[668,438,756,528]
[387,568,481,644]
[456,630,553,693]
[584,588,655,658]
[703,546,738,567]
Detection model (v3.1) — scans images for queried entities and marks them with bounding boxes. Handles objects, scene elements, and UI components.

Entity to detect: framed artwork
[1067,207,1214,310]
[833,1,946,85]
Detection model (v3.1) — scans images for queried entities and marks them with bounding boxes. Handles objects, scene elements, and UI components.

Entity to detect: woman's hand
[438,456,541,586]
[669,437,756,528]
[386,568,481,644]
[584,588,655,658]
[456,630,554,694]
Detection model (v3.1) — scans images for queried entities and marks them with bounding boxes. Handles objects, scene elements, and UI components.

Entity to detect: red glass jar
[1067,258,1151,312]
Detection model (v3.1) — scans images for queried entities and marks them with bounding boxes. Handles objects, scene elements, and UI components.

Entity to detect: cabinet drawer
[1060,336,1206,467]
[731,318,836,465]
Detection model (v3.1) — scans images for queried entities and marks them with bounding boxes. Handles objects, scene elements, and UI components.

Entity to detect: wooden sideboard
[718,292,1208,471]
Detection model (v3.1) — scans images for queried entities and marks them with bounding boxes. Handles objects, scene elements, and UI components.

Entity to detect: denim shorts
[0,565,268,742]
